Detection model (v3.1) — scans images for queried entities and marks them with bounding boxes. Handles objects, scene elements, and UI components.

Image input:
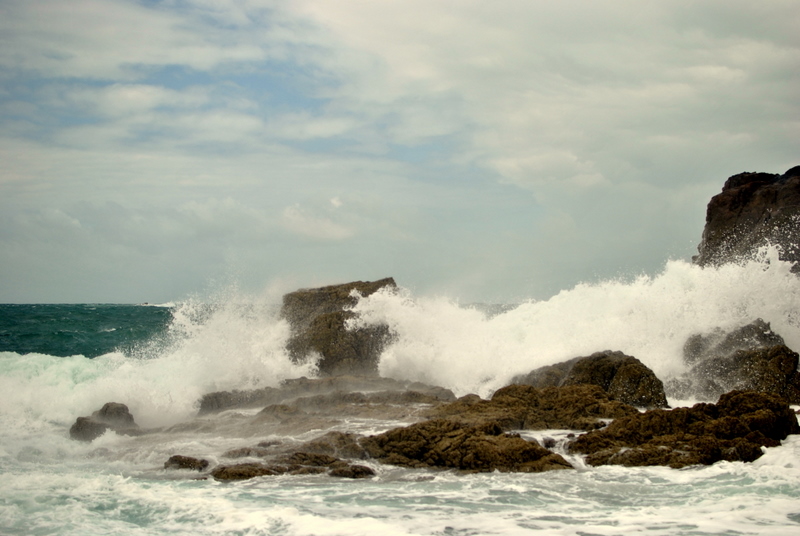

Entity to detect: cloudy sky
[1,0,798,303]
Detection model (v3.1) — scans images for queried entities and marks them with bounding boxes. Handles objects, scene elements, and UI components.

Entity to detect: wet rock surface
[426,384,639,431]
[512,350,668,408]
[164,455,209,471]
[569,390,800,468]
[360,419,572,473]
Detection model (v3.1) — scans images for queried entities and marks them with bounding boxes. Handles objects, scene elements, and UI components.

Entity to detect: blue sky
[1,0,798,303]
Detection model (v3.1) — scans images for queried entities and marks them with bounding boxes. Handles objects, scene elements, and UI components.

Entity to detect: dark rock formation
[280,278,397,376]
[198,375,454,414]
[682,319,785,365]
[512,351,668,408]
[425,384,639,431]
[693,166,800,269]
[569,390,800,468]
[668,320,800,403]
[360,419,572,473]
[164,455,209,471]
[69,402,141,442]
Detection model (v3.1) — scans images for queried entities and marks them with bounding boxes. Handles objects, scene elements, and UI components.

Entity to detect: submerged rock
[280,278,397,376]
[69,402,141,442]
[693,166,800,269]
[512,350,668,408]
[569,390,800,468]
[360,419,572,473]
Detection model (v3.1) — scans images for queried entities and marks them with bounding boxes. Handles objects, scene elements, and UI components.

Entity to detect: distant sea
[1,250,799,535]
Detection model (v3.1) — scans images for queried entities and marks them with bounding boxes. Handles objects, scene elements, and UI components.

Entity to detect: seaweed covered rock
[426,384,639,431]
[69,402,141,442]
[280,278,397,376]
[512,351,668,408]
[360,419,572,473]
[693,166,800,269]
[569,390,800,468]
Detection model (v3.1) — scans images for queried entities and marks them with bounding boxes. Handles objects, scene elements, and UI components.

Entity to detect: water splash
[351,246,800,398]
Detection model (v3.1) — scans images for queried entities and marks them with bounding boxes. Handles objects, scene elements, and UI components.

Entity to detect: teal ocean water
[1,250,799,535]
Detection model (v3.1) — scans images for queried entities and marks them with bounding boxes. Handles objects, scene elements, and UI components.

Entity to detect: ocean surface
[1,248,800,535]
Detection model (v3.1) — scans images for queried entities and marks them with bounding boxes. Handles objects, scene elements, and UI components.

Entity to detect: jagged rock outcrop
[693,166,800,269]
[360,419,572,473]
[511,351,668,408]
[569,390,799,468]
[69,402,142,442]
[425,384,639,431]
[280,278,397,376]
[667,320,800,403]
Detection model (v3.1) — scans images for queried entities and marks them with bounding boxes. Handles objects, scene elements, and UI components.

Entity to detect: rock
[693,166,800,269]
[211,463,282,480]
[221,447,273,458]
[69,417,112,442]
[328,464,375,479]
[69,402,141,442]
[360,419,572,473]
[569,390,800,468]
[280,278,397,376]
[197,375,454,415]
[294,431,368,459]
[425,384,639,431]
[164,455,209,471]
[668,320,800,403]
[512,351,668,408]
[210,451,375,481]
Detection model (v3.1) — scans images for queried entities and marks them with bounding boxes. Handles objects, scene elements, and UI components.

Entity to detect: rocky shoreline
[69,167,800,480]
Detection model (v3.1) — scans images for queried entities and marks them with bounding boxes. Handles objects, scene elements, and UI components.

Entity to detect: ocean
[1,248,799,535]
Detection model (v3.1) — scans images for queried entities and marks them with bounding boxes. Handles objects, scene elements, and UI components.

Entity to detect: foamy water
[1,249,799,535]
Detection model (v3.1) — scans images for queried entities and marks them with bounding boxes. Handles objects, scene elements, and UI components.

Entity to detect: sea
[1,248,799,535]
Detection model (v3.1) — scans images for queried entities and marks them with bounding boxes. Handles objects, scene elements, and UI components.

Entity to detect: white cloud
[281,204,355,241]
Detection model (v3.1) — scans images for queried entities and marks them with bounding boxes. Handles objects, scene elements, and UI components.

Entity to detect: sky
[0,0,798,304]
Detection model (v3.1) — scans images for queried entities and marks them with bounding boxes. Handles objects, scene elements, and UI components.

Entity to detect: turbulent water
[2,249,800,535]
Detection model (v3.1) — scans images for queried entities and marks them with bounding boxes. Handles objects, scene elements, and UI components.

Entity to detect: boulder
[360,419,572,473]
[512,351,668,408]
[164,455,209,471]
[69,402,141,442]
[425,384,639,431]
[280,278,397,376]
[693,166,800,269]
[668,320,800,403]
[569,390,800,468]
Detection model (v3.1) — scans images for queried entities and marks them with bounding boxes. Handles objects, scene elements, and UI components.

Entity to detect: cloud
[281,204,355,241]
[1,0,798,303]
